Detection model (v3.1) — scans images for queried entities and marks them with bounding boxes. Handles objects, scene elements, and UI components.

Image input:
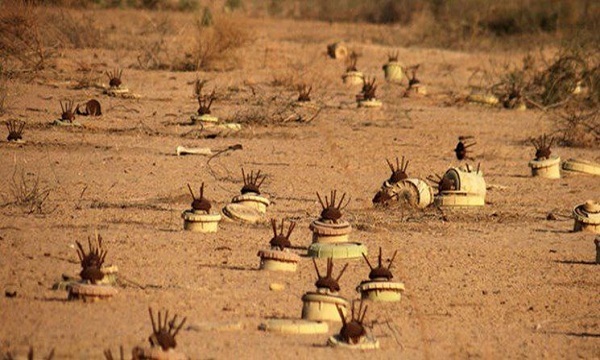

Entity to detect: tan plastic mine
[182,210,221,233]
[309,220,352,243]
[435,167,486,207]
[399,178,434,208]
[232,193,270,214]
[573,200,600,234]
[383,62,403,83]
[190,114,219,124]
[259,319,329,334]
[434,191,485,207]
[307,242,367,259]
[327,334,380,350]
[529,156,561,179]
[257,249,300,272]
[342,71,364,86]
[136,347,187,360]
[357,280,405,302]
[68,283,118,302]
[327,42,348,60]
[358,99,383,108]
[562,158,600,176]
[105,86,130,97]
[301,291,348,322]
[467,91,499,105]
[222,203,263,224]
[445,167,486,197]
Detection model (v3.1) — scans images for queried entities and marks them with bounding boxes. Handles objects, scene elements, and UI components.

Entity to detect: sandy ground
[0,9,598,360]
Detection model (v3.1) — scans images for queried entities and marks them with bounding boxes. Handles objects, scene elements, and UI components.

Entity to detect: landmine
[68,233,118,302]
[382,51,403,83]
[432,164,486,207]
[373,156,432,208]
[375,178,434,208]
[327,42,348,59]
[357,77,382,108]
[182,183,221,233]
[467,90,499,106]
[308,190,367,259]
[562,158,600,176]
[222,169,270,224]
[343,52,363,86]
[259,319,329,335]
[573,200,600,234]
[190,83,241,132]
[406,65,427,95]
[343,71,364,86]
[257,219,300,272]
[529,134,560,179]
[5,120,25,144]
[301,258,349,322]
[356,248,405,302]
[327,300,379,350]
[131,308,187,360]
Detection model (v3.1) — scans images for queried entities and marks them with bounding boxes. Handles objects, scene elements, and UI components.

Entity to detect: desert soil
[0,9,598,360]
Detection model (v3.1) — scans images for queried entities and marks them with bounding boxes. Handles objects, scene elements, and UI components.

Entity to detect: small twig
[206,144,243,180]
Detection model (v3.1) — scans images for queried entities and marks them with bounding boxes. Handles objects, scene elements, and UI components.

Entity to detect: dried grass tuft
[1,167,53,214]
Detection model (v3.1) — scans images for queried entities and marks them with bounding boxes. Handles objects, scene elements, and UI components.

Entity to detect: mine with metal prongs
[407,64,421,88]
[269,218,296,250]
[361,77,378,100]
[362,247,398,281]
[241,168,266,195]
[188,182,211,213]
[316,190,350,222]
[454,136,476,160]
[388,50,399,62]
[147,307,187,351]
[386,156,409,184]
[313,258,348,293]
[346,51,359,72]
[76,234,107,284]
[106,67,123,88]
[427,173,457,194]
[530,134,554,160]
[6,120,25,141]
[196,88,216,116]
[336,299,368,345]
[4,346,55,360]
[103,346,124,360]
[297,84,312,102]
[60,100,76,122]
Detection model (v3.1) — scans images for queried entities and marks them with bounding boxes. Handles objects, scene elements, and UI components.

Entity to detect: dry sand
[0,9,598,360]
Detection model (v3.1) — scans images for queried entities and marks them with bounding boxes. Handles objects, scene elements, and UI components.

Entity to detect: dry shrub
[492,37,599,110]
[1,168,53,214]
[136,13,250,71]
[0,1,51,71]
[136,15,177,70]
[47,10,104,49]
[189,14,251,71]
[553,108,599,147]
[0,65,8,114]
